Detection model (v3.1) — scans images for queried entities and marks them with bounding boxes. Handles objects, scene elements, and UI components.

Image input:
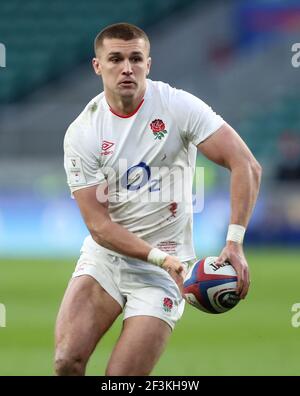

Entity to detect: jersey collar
[109,98,144,118]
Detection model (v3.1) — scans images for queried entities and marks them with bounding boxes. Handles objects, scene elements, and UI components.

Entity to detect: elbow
[250,158,262,186]
[87,220,111,246]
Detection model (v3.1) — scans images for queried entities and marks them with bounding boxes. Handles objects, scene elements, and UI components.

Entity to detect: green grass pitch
[0,248,299,376]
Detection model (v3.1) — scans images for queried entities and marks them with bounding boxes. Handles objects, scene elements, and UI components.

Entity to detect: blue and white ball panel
[183,257,240,314]
[206,282,237,313]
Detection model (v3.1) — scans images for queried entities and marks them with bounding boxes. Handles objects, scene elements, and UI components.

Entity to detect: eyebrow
[107,51,144,57]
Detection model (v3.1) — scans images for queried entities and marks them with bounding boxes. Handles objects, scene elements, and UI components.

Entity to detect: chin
[118,88,136,97]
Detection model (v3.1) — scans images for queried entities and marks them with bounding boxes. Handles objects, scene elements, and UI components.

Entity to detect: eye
[110,57,120,63]
[131,56,142,63]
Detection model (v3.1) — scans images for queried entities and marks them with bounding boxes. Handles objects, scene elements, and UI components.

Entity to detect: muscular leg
[54,275,122,376]
[105,316,172,376]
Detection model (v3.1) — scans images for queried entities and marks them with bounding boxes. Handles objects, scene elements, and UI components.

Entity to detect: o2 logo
[121,162,160,192]
[291,303,300,328]
[117,161,204,212]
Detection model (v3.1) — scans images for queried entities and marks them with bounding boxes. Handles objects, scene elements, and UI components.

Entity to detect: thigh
[55,275,122,363]
[122,262,186,331]
[106,316,172,376]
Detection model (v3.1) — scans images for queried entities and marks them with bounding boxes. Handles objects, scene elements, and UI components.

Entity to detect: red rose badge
[150,119,168,140]
[163,297,173,313]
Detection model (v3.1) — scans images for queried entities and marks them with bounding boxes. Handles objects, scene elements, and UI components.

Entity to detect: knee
[54,354,86,376]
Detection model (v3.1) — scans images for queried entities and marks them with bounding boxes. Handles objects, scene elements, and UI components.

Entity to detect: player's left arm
[197,122,262,299]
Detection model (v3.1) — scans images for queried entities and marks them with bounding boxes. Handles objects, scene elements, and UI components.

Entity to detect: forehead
[101,38,148,56]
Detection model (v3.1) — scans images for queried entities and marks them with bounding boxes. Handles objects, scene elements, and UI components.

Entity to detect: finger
[231,259,244,296]
[240,267,250,299]
[165,266,172,274]
[237,271,244,297]
[177,265,184,274]
[215,253,226,265]
[174,280,183,295]
[175,274,184,289]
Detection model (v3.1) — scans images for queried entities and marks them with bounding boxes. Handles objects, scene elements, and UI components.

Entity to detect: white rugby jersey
[64,79,224,261]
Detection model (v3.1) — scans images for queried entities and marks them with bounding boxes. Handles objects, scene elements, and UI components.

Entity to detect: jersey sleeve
[171,89,225,146]
[63,123,105,195]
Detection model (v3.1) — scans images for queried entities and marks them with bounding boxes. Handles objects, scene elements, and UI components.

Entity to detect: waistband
[83,235,196,265]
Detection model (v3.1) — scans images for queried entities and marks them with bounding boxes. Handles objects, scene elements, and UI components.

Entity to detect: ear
[92,57,102,76]
[146,57,152,76]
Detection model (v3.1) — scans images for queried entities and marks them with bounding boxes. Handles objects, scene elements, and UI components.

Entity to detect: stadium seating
[237,93,300,172]
[0,0,199,103]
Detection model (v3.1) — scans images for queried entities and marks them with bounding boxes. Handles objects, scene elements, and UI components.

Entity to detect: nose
[122,59,133,75]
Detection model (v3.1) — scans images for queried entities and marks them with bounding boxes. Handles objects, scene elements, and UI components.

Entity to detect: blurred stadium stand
[0,0,200,103]
[0,0,299,257]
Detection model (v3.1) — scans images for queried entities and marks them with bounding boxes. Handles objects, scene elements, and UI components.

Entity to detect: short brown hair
[94,23,150,56]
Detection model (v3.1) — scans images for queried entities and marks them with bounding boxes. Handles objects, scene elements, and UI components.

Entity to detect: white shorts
[72,236,187,330]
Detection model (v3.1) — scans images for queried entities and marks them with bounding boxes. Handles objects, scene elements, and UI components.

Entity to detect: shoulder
[147,79,201,109]
[64,93,107,155]
[147,79,178,102]
[65,92,106,142]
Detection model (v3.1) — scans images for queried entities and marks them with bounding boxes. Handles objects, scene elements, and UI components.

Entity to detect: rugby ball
[183,257,240,314]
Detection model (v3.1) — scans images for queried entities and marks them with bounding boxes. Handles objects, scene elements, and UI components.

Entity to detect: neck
[105,85,146,116]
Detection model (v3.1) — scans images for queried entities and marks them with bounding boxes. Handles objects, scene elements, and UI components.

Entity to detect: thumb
[177,265,184,274]
[215,253,226,265]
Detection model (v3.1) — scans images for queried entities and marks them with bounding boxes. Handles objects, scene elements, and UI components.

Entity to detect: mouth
[119,80,136,87]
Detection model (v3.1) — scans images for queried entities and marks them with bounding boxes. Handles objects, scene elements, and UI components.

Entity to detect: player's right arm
[74,184,151,260]
[73,185,185,293]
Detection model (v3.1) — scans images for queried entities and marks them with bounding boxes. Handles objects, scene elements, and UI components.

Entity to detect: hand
[161,256,187,296]
[215,241,250,299]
